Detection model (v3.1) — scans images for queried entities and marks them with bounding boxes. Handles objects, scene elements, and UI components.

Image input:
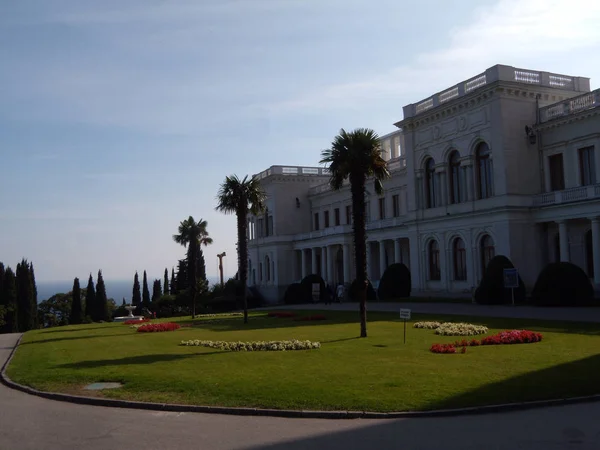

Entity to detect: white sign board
[311,283,320,302]
[503,268,519,289]
[399,309,411,320]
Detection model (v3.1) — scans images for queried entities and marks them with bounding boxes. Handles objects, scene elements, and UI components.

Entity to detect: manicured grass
[7,310,600,412]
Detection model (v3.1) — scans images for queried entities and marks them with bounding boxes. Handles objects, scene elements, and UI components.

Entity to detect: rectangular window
[378,198,386,220]
[314,213,320,231]
[548,154,565,191]
[345,205,352,225]
[579,146,596,186]
[334,208,340,226]
[324,210,330,228]
[392,194,400,217]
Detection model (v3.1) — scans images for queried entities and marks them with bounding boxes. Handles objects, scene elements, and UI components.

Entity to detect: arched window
[453,237,467,281]
[476,143,493,199]
[480,234,495,274]
[449,151,462,204]
[428,240,441,281]
[585,230,593,277]
[265,256,271,281]
[425,158,437,208]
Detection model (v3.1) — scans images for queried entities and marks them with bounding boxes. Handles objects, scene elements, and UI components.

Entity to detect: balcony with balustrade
[253,165,330,180]
[532,184,600,207]
[400,64,590,121]
[538,89,600,124]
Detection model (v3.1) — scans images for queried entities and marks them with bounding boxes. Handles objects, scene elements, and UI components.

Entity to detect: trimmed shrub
[348,279,377,302]
[299,274,327,303]
[531,262,595,306]
[474,255,526,305]
[284,283,305,304]
[378,263,411,300]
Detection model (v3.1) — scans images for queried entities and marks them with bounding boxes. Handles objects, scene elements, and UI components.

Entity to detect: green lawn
[7,310,600,412]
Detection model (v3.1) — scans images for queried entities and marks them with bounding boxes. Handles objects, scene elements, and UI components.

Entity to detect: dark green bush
[531,262,595,306]
[348,279,377,302]
[300,274,327,302]
[474,255,526,305]
[378,263,411,300]
[284,283,305,304]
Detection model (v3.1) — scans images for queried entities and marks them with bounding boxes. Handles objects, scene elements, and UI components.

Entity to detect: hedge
[348,279,377,302]
[474,255,526,305]
[531,262,595,306]
[378,263,411,300]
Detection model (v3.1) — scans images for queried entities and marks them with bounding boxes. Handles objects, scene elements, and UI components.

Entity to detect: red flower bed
[123,319,150,325]
[267,312,297,318]
[480,330,543,345]
[136,322,180,333]
[295,314,327,321]
[430,343,458,354]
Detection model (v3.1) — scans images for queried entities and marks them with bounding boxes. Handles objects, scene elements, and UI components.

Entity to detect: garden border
[3,334,600,420]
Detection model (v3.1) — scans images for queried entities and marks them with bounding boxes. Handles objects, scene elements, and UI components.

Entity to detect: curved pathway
[2,302,600,449]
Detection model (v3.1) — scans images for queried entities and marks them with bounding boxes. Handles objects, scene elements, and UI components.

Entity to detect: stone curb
[3,334,600,420]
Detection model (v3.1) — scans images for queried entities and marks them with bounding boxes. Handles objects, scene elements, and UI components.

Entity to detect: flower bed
[179,339,321,351]
[137,322,180,333]
[413,321,442,329]
[197,313,243,318]
[295,314,327,321]
[123,318,150,325]
[435,322,488,336]
[481,330,543,345]
[267,311,297,318]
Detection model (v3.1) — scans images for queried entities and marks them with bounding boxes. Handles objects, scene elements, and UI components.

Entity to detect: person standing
[336,283,345,303]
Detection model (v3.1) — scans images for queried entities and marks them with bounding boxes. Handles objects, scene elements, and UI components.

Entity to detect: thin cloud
[267,0,600,114]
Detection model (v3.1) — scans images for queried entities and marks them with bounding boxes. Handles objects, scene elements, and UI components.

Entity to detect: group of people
[323,283,345,305]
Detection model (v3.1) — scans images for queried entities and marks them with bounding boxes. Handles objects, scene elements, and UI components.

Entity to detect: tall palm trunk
[188,242,198,319]
[237,204,249,324]
[350,173,368,338]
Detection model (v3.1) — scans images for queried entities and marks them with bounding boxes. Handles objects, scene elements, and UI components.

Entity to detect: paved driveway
[2,311,600,449]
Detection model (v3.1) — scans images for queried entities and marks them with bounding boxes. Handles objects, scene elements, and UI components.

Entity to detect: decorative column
[300,249,306,279]
[591,217,600,288]
[366,241,372,280]
[343,243,351,285]
[327,245,334,285]
[558,220,570,262]
[273,253,278,286]
[394,239,402,264]
[415,171,424,209]
[292,250,298,282]
[311,248,318,276]
[408,233,420,291]
[436,165,447,207]
[321,246,327,280]
[379,240,386,280]
[463,159,474,202]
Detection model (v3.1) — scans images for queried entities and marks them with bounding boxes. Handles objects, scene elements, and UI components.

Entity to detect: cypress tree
[163,268,169,296]
[2,267,18,333]
[142,270,150,308]
[176,259,188,291]
[122,298,126,307]
[198,247,207,283]
[170,267,176,294]
[69,277,83,324]
[16,259,35,332]
[132,272,141,309]
[29,262,38,328]
[152,279,162,302]
[95,270,109,321]
[0,262,5,311]
[85,274,95,320]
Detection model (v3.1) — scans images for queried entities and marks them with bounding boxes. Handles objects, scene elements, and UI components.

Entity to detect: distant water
[36,277,221,303]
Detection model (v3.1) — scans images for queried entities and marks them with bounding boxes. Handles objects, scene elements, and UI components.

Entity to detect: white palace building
[246,64,600,303]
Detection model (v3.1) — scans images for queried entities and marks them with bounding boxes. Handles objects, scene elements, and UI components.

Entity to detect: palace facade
[246,64,600,303]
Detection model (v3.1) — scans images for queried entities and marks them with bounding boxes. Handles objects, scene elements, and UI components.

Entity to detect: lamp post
[217,252,226,286]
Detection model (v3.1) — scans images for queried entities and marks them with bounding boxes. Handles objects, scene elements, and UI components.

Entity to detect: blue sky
[1,0,599,282]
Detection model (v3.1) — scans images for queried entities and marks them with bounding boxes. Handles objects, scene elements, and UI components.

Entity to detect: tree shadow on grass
[427,353,600,411]
[55,350,228,370]
[21,332,135,346]
[38,326,119,334]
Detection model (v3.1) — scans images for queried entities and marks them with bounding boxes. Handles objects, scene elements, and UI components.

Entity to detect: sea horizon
[36,277,222,303]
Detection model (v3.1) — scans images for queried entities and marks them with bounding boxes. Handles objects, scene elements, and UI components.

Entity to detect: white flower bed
[197,313,243,318]
[413,321,442,329]
[130,323,147,329]
[435,322,488,336]
[179,339,321,351]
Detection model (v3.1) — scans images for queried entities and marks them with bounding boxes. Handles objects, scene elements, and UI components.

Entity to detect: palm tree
[320,128,390,337]
[173,216,213,318]
[216,175,266,324]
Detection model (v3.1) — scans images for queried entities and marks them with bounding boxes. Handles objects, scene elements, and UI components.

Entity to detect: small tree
[163,268,169,296]
[170,267,176,294]
[142,270,150,308]
[1,267,18,333]
[69,277,83,324]
[132,272,141,310]
[85,274,96,320]
[16,259,35,332]
[29,262,38,328]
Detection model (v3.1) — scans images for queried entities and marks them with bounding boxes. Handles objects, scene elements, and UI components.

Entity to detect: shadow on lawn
[55,351,227,369]
[21,332,135,346]
[427,353,600,411]
[38,326,118,334]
